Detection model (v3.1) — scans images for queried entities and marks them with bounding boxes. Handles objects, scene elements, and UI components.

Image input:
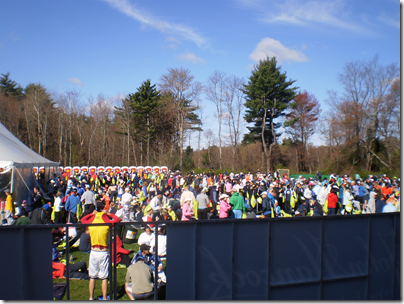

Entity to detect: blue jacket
[131,250,162,270]
[262,196,272,215]
[65,194,80,214]
[358,186,366,197]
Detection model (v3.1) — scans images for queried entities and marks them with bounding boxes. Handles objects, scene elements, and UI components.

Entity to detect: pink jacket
[219,199,231,218]
[181,202,193,221]
[225,183,233,193]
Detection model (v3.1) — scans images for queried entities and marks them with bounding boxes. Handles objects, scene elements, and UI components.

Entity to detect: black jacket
[30,207,51,224]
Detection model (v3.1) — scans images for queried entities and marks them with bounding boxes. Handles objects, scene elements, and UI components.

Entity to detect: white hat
[219,194,229,200]
[184,197,193,201]
[261,191,268,196]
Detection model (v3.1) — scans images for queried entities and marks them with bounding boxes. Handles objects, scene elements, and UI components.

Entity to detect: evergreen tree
[128,79,160,165]
[0,72,23,97]
[243,56,297,171]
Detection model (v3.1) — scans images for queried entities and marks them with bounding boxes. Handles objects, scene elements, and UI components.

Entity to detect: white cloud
[236,0,369,34]
[378,11,400,28]
[102,0,208,48]
[175,52,206,65]
[163,36,182,50]
[249,37,308,64]
[67,78,83,87]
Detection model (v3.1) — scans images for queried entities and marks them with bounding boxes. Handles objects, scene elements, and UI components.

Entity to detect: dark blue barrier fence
[0,213,400,300]
[165,213,400,300]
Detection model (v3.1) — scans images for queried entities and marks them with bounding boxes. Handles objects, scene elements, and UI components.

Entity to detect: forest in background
[0,55,400,177]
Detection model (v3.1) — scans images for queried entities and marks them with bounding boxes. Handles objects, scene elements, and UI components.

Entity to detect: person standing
[229,188,245,219]
[181,197,194,221]
[81,202,121,301]
[218,194,231,219]
[4,189,15,224]
[149,190,163,221]
[196,187,209,220]
[283,184,292,214]
[53,191,64,224]
[65,187,81,223]
[81,184,96,213]
[327,185,339,216]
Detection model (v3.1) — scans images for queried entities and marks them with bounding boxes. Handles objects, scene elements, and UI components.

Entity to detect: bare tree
[159,67,202,171]
[203,129,215,167]
[24,83,53,156]
[224,75,245,171]
[115,96,134,166]
[205,70,227,169]
[327,54,399,170]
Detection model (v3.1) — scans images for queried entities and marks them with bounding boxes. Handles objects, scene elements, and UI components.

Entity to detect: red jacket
[52,262,66,278]
[327,192,338,209]
[111,236,130,264]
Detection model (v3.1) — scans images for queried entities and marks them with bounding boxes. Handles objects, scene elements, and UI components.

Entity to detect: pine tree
[243,56,297,171]
[128,79,160,166]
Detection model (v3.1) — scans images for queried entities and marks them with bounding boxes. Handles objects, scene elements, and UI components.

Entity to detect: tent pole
[10,165,15,194]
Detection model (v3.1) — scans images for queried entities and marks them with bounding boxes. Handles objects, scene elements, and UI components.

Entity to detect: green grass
[54,228,164,300]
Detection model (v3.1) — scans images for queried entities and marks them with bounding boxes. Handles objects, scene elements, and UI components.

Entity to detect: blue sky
[0,0,400,149]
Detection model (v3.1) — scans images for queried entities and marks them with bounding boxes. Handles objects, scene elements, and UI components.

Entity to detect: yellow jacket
[5,194,14,213]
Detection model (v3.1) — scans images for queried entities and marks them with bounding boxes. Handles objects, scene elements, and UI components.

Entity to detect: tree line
[0,55,400,176]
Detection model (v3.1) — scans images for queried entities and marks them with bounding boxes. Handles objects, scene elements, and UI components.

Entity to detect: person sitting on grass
[150,225,167,258]
[15,209,31,225]
[137,226,155,246]
[111,235,132,268]
[125,255,155,300]
[131,244,162,272]
[52,239,89,280]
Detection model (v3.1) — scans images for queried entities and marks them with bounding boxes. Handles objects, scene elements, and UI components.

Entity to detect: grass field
[53,228,165,300]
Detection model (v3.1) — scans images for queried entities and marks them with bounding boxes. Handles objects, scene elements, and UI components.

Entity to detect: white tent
[0,122,59,204]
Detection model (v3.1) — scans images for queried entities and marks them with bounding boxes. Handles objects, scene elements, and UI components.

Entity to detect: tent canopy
[0,122,59,168]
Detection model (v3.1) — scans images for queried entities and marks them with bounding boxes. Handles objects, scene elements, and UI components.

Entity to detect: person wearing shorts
[81,202,121,300]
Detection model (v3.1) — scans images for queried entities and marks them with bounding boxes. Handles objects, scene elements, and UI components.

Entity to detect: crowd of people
[1,168,401,225]
[0,167,400,299]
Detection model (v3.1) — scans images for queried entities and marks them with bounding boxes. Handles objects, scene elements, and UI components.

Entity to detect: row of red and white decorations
[33,166,169,176]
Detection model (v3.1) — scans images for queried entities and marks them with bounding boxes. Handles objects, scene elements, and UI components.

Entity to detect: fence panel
[0,227,52,300]
[165,214,400,300]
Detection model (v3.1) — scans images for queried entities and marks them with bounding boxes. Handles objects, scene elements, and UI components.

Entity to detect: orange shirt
[103,194,111,210]
[381,186,392,197]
